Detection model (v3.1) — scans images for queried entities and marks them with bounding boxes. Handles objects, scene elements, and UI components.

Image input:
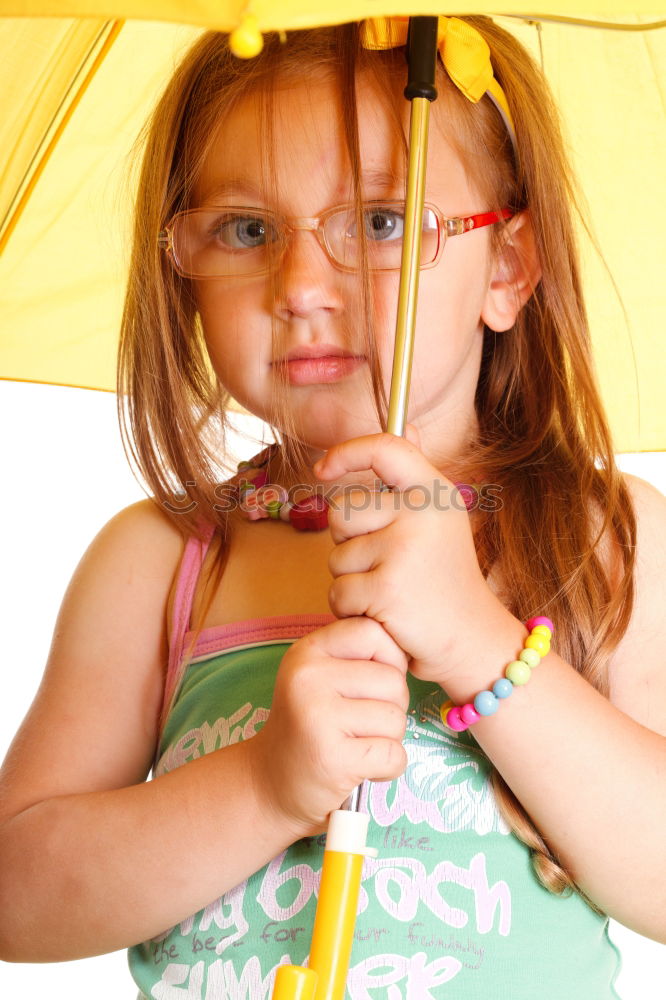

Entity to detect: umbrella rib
[0,19,123,254]
[500,14,666,31]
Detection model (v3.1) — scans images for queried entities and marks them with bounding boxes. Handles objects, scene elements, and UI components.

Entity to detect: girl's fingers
[328,660,410,710]
[343,698,408,741]
[327,488,398,544]
[346,737,408,783]
[328,532,380,580]
[328,572,381,623]
[308,616,408,674]
[315,432,444,493]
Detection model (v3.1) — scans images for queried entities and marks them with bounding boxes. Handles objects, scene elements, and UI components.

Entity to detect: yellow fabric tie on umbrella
[360,15,515,136]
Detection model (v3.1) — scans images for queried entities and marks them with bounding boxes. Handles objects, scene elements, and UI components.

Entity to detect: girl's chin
[289,410,383,450]
[231,385,384,449]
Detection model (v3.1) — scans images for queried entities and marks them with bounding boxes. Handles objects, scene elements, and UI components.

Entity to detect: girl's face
[194,72,499,466]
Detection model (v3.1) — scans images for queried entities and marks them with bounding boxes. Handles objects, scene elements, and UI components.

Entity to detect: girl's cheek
[196,289,234,327]
[371,274,401,336]
[198,290,255,349]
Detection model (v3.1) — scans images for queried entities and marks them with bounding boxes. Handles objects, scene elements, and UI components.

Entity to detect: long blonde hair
[117,19,635,911]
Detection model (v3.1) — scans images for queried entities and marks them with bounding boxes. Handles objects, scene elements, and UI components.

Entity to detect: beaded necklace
[235,444,328,531]
[234,444,477,531]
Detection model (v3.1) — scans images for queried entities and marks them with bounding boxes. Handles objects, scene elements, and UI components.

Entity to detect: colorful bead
[289,495,328,532]
[258,486,288,520]
[460,703,481,725]
[524,634,550,655]
[441,619,554,730]
[261,486,284,505]
[439,699,454,719]
[492,677,514,699]
[251,467,270,489]
[505,660,532,686]
[474,690,499,716]
[440,700,464,731]
[519,647,541,668]
[525,616,554,632]
[241,492,268,521]
[445,706,469,732]
[454,483,478,511]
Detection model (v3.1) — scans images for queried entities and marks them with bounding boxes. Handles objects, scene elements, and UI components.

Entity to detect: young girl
[1,16,665,1000]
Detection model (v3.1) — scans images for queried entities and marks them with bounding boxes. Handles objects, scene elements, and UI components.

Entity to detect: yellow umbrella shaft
[271,850,364,1000]
[270,811,371,1000]
[386,95,431,437]
[271,965,317,1000]
[308,849,365,1000]
[271,849,364,1000]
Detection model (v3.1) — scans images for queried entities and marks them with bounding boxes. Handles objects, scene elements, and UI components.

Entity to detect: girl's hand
[315,430,510,685]
[249,616,409,837]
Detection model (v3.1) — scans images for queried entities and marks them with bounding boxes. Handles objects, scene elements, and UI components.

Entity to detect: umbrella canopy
[0,2,665,451]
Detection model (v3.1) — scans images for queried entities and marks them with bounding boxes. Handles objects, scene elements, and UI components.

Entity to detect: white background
[0,380,665,998]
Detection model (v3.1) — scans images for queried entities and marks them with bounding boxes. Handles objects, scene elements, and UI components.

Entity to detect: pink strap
[159,522,217,732]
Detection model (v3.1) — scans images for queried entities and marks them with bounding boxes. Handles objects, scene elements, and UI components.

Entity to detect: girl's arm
[0,502,408,962]
[474,472,666,939]
[0,502,286,960]
[453,476,666,941]
[320,437,666,943]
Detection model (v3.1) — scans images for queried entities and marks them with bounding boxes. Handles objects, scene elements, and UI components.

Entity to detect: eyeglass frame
[157,200,514,279]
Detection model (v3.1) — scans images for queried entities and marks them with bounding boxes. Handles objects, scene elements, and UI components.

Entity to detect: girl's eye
[363,208,404,242]
[210,214,277,249]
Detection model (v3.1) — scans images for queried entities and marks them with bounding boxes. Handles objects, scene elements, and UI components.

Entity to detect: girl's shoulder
[73,497,188,689]
[63,496,188,695]
[0,499,188,827]
[606,473,666,736]
[623,470,666,511]
[100,497,191,662]
[100,498,188,596]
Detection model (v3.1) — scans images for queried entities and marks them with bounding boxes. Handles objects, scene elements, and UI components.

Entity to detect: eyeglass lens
[171,204,441,277]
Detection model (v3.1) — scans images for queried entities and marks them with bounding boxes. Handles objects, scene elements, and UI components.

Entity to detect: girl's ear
[480,210,542,332]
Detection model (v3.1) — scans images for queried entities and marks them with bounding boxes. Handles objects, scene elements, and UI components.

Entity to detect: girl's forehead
[194,75,477,211]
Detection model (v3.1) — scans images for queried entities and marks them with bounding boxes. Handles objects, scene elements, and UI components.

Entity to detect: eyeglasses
[158,201,513,279]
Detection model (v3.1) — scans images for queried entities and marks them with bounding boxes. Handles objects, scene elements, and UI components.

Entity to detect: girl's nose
[273,230,345,321]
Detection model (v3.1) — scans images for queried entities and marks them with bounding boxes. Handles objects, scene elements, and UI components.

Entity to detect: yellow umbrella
[0,3,665,450]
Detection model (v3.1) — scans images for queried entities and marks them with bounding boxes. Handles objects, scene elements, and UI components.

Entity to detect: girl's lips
[277,355,366,385]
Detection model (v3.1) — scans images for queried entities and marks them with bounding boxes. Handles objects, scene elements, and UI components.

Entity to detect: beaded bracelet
[440,617,554,732]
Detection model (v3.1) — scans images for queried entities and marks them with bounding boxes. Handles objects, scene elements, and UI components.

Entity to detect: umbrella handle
[271,811,375,1000]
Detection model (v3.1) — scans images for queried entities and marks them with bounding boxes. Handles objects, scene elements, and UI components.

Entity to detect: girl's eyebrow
[198,168,402,206]
[197,180,263,204]
[360,168,403,189]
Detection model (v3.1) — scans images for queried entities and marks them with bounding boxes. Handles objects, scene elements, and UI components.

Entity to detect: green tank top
[128,614,622,999]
